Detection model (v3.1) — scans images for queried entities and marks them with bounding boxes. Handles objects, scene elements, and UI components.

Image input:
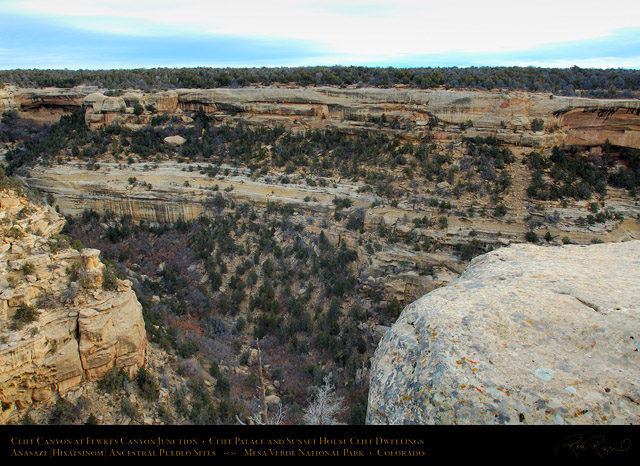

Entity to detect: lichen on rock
[367,241,640,425]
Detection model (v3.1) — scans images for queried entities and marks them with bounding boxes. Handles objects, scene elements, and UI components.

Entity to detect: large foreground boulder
[367,241,640,425]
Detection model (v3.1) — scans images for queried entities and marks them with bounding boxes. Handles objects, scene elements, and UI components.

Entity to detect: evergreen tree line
[2,66,639,98]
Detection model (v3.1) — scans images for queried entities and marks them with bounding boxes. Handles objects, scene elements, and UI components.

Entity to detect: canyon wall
[6,83,640,312]
[0,188,147,423]
[2,84,640,149]
[3,84,640,426]
[22,158,640,308]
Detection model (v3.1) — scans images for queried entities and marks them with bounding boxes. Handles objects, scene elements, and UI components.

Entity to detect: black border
[1,424,637,460]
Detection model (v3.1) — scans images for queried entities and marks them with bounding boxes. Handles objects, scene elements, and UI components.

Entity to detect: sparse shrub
[217,399,233,423]
[494,204,508,217]
[332,197,352,210]
[531,118,544,131]
[21,262,35,275]
[121,398,139,419]
[345,209,365,231]
[49,398,78,425]
[233,317,246,335]
[356,337,367,354]
[525,231,539,243]
[98,367,129,393]
[6,227,24,239]
[133,103,144,116]
[10,304,39,330]
[81,209,100,224]
[243,373,259,390]
[177,341,199,359]
[384,297,403,320]
[66,262,82,281]
[216,374,231,396]
[102,269,119,291]
[209,361,221,379]
[20,412,36,425]
[457,239,484,261]
[135,368,160,401]
[188,378,218,424]
[350,399,367,425]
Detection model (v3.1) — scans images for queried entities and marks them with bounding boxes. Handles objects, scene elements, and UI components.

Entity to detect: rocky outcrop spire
[0,189,147,424]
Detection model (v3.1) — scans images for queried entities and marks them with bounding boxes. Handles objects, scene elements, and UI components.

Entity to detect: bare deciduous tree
[302,374,345,425]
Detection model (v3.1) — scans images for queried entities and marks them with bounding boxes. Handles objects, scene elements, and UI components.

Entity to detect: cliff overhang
[2,85,639,150]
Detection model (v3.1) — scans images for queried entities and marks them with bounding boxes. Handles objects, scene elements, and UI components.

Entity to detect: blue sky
[1,0,639,70]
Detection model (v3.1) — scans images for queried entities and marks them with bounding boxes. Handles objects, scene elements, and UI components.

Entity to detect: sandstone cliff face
[367,241,640,425]
[25,162,355,222]
[561,106,640,148]
[2,85,639,149]
[91,87,640,149]
[0,85,99,122]
[0,189,147,424]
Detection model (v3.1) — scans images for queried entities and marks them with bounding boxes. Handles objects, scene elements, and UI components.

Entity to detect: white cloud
[4,0,640,66]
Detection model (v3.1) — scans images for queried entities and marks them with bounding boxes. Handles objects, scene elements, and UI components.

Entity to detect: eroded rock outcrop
[87,87,640,149]
[367,241,640,425]
[0,189,147,423]
[2,84,639,149]
[0,85,99,122]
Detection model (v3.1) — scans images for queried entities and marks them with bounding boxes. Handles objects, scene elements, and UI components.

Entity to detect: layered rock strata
[2,85,639,149]
[65,88,640,150]
[0,189,147,423]
[23,159,640,304]
[367,241,640,425]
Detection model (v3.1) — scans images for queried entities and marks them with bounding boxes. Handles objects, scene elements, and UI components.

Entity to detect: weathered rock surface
[25,161,365,222]
[79,87,640,150]
[0,189,147,423]
[2,85,639,149]
[367,241,640,425]
[163,135,187,146]
[0,85,99,122]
